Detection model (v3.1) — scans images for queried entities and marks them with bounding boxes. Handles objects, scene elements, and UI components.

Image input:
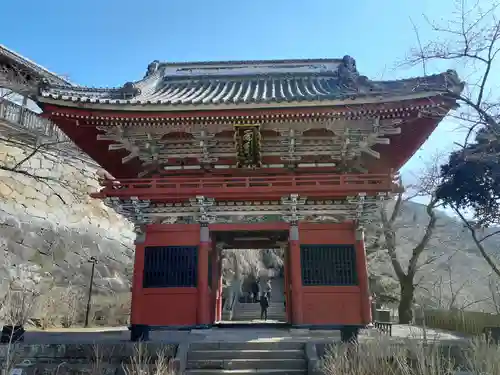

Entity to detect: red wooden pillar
[197,223,211,325]
[355,227,372,324]
[130,229,146,325]
[289,223,303,325]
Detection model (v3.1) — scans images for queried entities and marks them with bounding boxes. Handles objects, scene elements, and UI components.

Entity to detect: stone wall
[0,136,135,296]
[0,342,177,375]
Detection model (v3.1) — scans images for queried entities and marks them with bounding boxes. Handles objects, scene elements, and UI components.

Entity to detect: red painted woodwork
[197,240,211,325]
[42,97,441,121]
[42,97,450,179]
[131,224,200,327]
[92,173,395,201]
[130,243,144,325]
[131,221,370,327]
[139,288,198,326]
[289,238,304,325]
[302,286,362,325]
[368,116,449,172]
[47,117,143,179]
[209,222,290,232]
[41,76,447,330]
[356,234,372,324]
[298,223,366,326]
[299,222,356,244]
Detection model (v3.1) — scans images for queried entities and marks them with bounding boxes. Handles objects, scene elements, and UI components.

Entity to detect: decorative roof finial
[145,60,161,78]
[119,82,140,99]
[337,55,360,88]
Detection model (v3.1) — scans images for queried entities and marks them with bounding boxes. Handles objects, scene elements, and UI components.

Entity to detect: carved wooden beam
[193,130,218,164]
[277,128,302,163]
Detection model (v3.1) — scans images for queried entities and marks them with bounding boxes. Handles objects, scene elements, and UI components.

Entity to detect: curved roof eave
[37,90,450,114]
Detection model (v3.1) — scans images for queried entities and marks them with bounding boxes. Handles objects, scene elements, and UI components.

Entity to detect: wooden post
[17,95,28,124]
[84,257,98,328]
[289,223,303,325]
[355,227,372,325]
[197,224,211,325]
[130,228,146,326]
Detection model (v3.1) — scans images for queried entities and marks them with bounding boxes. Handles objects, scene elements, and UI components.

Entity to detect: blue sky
[2,0,470,179]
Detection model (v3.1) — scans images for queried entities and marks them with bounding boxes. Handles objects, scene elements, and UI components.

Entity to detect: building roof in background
[0,44,72,87]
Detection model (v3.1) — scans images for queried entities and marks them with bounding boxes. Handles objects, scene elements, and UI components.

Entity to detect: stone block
[0,181,13,197]
[0,138,135,297]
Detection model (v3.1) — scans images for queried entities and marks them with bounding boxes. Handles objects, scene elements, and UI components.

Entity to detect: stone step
[226,315,286,323]
[226,308,285,314]
[188,349,305,360]
[223,311,286,319]
[187,358,306,370]
[220,319,287,323]
[223,310,284,314]
[236,304,285,310]
[189,342,304,351]
[233,310,285,315]
[219,315,284,318]
[186,370,306,375]
[226,313,286,318]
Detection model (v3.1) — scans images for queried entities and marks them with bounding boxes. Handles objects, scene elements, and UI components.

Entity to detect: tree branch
[380,197,406,281]
[479,229,500,243]
[451,204,500,278]
[407,198,438,278]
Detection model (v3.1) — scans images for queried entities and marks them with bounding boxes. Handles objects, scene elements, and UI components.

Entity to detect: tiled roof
[0,44,72,86]
[37,56,464,107]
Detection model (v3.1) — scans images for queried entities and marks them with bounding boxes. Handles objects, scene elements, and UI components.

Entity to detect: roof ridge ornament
[443,69,465,94]
[336,55,375,91]
[119,82,141,99]
[145,60,161,78]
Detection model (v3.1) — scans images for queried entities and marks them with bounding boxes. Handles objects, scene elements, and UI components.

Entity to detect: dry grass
[91,292,131,326]
[121,343,173,375]
[2,343,176,375]
[320,336,500,375]
[33,289,131,329]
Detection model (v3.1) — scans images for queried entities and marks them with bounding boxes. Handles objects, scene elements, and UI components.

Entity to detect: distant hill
[368,200,500,312]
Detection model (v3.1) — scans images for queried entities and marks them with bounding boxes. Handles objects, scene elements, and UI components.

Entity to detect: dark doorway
[211,229,289,326]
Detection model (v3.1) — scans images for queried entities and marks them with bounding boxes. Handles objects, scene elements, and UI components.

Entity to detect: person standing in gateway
[260,293,269,321]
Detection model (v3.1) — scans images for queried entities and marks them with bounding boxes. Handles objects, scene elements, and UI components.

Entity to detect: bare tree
[0,249,41,329]
[422,263,493,310]
[375,156,444,324]
[487,275,500,314]
[0,88,74,203]
[404,0,500,279]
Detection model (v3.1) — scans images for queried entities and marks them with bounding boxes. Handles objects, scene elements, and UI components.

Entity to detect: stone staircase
[185,341,307,375]
[222,301,287,321]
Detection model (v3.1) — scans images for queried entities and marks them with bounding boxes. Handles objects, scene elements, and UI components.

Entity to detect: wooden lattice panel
[143,246,198,288]
[300,245,358,286]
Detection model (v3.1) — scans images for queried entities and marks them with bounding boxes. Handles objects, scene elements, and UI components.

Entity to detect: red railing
[92,174,397,200]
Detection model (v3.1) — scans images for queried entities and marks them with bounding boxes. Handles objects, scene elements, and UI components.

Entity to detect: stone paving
[20,324,468,345]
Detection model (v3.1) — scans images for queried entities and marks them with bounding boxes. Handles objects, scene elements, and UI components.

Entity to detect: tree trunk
[398,278,415,324]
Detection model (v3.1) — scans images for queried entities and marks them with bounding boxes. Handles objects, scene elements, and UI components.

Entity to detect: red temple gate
[12,52,462,340]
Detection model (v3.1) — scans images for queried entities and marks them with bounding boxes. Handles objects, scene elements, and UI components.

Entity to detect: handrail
[100,174,393,185]
[95,174,396,197]
[0,98,70,142]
